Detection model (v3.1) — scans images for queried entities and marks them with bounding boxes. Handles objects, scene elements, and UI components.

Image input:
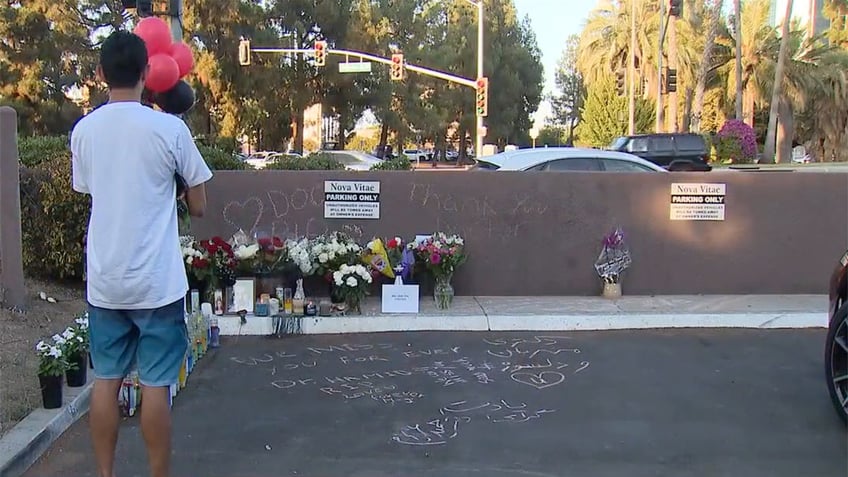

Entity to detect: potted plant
[414,233,467,309]
[331,263,373,313]
[35,337,69,409]
[61,321,89,387]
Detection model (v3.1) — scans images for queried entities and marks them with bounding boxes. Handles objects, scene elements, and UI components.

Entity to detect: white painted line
[217,312,828,336]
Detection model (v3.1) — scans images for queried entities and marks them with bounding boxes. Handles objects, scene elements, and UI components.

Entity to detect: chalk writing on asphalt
[391,399,556,446]
[226,335,593,446]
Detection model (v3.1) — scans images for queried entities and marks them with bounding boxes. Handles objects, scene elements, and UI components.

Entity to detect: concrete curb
[217,311,829,336]
[0,374,92,477]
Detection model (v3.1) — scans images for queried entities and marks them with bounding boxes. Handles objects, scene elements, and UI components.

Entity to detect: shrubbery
[19,149,90,279]
[715,119,758,164]
[265,152,344,170]
[370,157,412,170]
[18,135,69,167]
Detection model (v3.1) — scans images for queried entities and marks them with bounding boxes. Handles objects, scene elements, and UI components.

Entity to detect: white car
[472,147,668,172]
[404,149,431,162]
[321,150,385,171]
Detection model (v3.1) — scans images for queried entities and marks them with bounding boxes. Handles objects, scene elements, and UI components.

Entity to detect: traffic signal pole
[167,0,182,40]
[475,0,484,159]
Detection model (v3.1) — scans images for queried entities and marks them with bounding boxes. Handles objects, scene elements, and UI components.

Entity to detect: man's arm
[70,129,90,194]
[174,123,213,218]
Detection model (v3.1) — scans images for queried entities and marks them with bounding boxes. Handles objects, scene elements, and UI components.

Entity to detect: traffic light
[475,77,488,117]
[390,53,404,81]
[669,0,682,17]
[238,39,251,66]
[314,40,327,67]
[666,68,677,93]
[615,69,626,96]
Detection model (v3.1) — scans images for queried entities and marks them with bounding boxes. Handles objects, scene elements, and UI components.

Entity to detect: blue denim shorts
[88,298,188,387]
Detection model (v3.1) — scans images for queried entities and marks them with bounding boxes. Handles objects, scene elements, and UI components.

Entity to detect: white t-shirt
[70,102,213,310]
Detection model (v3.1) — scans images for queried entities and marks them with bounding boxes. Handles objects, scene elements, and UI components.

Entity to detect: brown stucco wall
[190,170,848,296]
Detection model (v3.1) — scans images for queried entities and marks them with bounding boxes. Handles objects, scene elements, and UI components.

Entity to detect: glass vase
[345,295,362,315]
[434,274,454,309]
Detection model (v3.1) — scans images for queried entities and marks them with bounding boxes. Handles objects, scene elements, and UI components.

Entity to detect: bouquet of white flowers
[287,238,316,276]
[331,263,373,313]
[311,232,362,278]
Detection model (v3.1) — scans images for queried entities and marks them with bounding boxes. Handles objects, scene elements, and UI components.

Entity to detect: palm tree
[733,0,743,120]
[691,0,725,132]
[716,0,779,128]
[762,0,793,162]
[577,0,661,96]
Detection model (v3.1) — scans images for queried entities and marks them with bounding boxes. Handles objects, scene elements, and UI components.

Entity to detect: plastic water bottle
[210,317,220,348]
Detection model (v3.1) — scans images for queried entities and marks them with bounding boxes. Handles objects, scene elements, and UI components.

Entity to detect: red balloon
[169,42,194,78]
[146,54,180,93]
[134,17,172,56]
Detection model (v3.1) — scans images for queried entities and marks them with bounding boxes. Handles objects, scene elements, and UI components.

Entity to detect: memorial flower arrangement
[594,227,632,297]
[199,236,238,292]
[385,236,404,270]
[331,263,373,313]
[414,232,466,280]
[311,231,362,278]
[253,235,290,274]
[287,238,317,275]
[181,235,213,287]
[414,232,467,309]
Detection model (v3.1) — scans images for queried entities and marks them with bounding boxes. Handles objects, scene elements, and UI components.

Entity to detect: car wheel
[825,302,848,425]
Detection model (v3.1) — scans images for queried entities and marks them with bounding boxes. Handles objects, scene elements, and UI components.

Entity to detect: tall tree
[691,0,724,132]
[550,35,584,145]
[762,0,794,162]
[575,73,654,147]
[732,0,744,120]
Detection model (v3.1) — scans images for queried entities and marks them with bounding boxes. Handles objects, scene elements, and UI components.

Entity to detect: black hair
[99,30,148,89]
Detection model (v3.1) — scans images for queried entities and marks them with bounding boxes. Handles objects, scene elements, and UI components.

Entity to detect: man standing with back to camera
[71,30,212,477]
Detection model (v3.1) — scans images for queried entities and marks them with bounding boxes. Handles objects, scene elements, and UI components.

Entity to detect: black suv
[609,133,712,171]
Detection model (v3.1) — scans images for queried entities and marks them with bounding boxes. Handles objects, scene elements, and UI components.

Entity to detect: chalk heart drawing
[223,197,264,234]
[510,371,565,390]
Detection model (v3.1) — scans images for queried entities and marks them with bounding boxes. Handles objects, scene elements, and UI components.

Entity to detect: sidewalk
[217,294,829,335]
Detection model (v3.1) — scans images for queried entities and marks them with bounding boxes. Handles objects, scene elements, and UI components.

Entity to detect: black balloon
[153,80,195,115]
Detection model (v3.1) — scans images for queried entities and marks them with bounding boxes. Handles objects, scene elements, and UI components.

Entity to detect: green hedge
[18,135,69,167]
[20,151,90,279]
[265,152,344,170]
[370,157,412,171]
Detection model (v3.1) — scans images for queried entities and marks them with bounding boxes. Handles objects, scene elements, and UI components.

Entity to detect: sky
[513,0,595,125]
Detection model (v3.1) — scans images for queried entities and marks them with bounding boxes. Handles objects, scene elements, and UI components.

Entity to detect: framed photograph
[232,278,256,314]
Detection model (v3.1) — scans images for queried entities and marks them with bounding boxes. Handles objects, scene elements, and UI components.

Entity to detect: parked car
[825,249,848,424]
[404,149,432,162]
[609,133,712,171]
[321,150,384,171]
[470,147,668,172]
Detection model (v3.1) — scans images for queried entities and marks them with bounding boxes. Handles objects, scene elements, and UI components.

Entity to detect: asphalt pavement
[24,329,846,477]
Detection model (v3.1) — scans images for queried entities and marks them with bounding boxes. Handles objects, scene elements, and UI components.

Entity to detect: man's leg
[89,379,123,477]
[88,305,137,477]
[133,299,188,477]
[139,385,173,477]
